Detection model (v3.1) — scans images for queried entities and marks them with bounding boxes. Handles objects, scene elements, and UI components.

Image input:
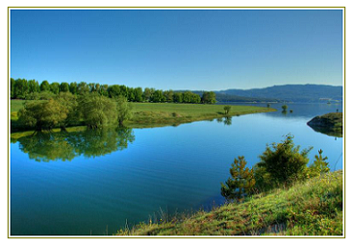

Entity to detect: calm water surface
[10,103,343,235]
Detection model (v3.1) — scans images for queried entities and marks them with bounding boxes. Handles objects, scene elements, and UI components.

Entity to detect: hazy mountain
[216,84,343,103]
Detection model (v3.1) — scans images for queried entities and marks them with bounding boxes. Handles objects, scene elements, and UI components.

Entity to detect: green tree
[28,79,40,94]
[307,149,330,178]
[134,87,143,102]
[221,156,256,202]
[77,82,90,95]
[108,85,122,98]
[50,82,60,94]
[40,80,50,92]
[143,88,154,102]
[18,99,69,131]
[10,78,15,98]
[163,90,174,103]
[282,105,288,112]
[69,82,78,95]
[79,93,117,128]
[224,105,231,115]
[173,92,183,103]
[13,78,29,99]
[116,96,132,126]
[60,82,70,92]
[151,90,165,103]
[56,92,79,129]
[257,135,312,187]
[201,91,216,104]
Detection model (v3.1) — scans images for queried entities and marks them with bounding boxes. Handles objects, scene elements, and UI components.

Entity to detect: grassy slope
[10,100,275,130]
[117,171,343,236]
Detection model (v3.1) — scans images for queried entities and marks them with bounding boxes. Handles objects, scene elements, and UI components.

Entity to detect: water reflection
[307,125,342,138]
[216,117,232,126]
[13,128,135,162]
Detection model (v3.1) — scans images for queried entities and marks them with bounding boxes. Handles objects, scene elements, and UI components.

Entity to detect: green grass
[10,100,275,131]
[116,171,343,236]
[126,103,275,128]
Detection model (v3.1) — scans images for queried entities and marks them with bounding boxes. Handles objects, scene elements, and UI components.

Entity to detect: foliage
[18,99,69,130]
[201,91,216,104]
[56,92,79,128]
[79,93,117,128]
[257,135,312,187]
[221,156,256,202]
[223,105,231,115]
[307,149,330,178]
[281,105,288,111]
[116,96,132,126]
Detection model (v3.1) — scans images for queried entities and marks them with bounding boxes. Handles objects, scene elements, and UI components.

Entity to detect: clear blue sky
[10,9,343,90]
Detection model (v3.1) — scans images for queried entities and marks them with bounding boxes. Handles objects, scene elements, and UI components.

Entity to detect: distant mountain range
[212,84,343,103]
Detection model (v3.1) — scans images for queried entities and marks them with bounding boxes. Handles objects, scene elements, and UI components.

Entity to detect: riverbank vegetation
[116,136,342,236]
[11,98,275,132]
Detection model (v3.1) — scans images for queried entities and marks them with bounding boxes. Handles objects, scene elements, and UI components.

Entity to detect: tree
[79,93,117,128]
[282,105,288,112]
[28,79,40,94]
[182,91,194,103]
[116,96,132,126]
[134,87,143,102]
[163,90,174,103]
[77,82,90,95]
[221,156,256,202]
[151,90,165,102]
[224,105,231,115]
[60,82,70,92]
[56,92,79,129]
[173,92,183,103]
[143,88,154,102]
[108,85,121,98]
[201,91,216,104]
[307,149,330,178]
[18,99,69,131]
[257,135,312,187]
[40,80,50,92]
[69,82,78,95]
[13,78,29,99]
[50,82,60,94]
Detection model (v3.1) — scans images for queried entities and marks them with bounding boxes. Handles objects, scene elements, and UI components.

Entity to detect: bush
[221,156,256,202]
[257,134,312,187]
[79,93,117,128]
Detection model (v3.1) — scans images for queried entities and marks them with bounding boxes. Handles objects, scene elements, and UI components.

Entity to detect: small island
[307,112,343,137]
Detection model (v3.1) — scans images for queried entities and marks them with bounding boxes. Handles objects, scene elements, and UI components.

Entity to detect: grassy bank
[127,103,275,128]
[10,100,276,131]
[116,171,343,236]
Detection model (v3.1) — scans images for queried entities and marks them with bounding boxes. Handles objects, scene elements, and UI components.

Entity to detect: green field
[127,103,275,128]
[117,171,343,236]
[10,100,276,131]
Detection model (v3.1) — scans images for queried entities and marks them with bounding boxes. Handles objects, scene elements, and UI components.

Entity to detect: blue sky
[10,9,343,90]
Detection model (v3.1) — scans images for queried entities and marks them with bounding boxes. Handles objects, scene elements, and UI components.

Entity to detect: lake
[10,103,343,235]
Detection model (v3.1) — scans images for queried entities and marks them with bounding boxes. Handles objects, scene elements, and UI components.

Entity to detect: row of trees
[18,92,131,131]
[10,78,216,104]
[221,135,330,202]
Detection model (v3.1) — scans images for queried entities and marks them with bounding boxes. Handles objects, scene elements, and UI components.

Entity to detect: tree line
[10,78,216,104]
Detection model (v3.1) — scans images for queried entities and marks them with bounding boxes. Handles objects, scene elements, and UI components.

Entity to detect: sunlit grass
[116,171,343,236]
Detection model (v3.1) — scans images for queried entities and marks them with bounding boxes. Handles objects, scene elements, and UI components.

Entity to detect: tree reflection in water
[14,127,135,162]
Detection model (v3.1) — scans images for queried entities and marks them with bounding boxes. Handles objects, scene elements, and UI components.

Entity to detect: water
[10,103,343,235]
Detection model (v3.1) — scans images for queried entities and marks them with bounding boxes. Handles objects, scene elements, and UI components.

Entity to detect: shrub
[257,134,312,187]
[221,156,256,202]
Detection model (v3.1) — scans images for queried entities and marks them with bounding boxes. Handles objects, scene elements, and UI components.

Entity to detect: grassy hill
[116,171,343,236]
